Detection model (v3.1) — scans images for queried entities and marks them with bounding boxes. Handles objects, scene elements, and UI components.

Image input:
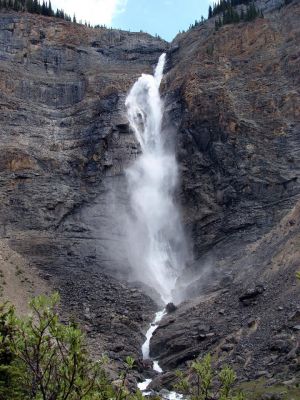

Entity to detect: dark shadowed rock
[166,302,177,313]
[239,284,265,305]
[147,371,178,391]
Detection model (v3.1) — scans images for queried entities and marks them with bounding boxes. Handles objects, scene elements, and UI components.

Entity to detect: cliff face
[166,0,299,262]
[151,0,300,388]
[0,0,299,392]
[0,10,166,367]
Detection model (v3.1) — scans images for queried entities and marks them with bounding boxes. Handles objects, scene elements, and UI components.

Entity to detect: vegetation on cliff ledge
[208,0,258,19]
[208,1,262,30]
[0,0,73,23]
[186,1,262,35]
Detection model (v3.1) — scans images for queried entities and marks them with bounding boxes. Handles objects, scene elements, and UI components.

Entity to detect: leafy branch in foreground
[0,293,117,400]
[174,354,245,400]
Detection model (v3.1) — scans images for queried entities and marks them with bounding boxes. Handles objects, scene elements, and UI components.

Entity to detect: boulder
[166,302,177,313]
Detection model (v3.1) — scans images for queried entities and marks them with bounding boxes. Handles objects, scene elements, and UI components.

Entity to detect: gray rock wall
[0,10,167,367]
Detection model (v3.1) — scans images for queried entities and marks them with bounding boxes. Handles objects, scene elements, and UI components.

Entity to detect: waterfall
[126,54,186,398]
[125,53,186,304]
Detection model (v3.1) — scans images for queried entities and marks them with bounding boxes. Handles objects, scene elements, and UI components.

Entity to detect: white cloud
[51,0,127,26]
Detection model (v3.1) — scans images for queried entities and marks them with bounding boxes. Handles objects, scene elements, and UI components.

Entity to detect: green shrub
[174,354,245,400]
[0,302,28,399]
[0,293,116,400]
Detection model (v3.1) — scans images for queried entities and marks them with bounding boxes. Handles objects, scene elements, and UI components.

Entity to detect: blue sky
[51,0,212,41]
[112,0,212,41]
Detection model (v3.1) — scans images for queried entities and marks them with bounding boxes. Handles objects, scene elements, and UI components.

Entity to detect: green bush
[0,293,117,400]
[0,302,27,399]
[174,354,245,400]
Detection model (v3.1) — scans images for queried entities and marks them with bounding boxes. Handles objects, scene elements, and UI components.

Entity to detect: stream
[137,309,183,399]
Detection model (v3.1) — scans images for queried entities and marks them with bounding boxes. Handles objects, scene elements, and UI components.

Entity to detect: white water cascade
[125,53,186,305]
[138,309,182,397]
[125,55,185,398]
[141,309,166,373]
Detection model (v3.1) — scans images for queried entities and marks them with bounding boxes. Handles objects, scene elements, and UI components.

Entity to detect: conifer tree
[48,0,53,16]
[13,0,19,10]
[0,0,59,19]
[240,7,245,20]
[41,0,46,15]
[211,1,261,29]
[32,0,38,13]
